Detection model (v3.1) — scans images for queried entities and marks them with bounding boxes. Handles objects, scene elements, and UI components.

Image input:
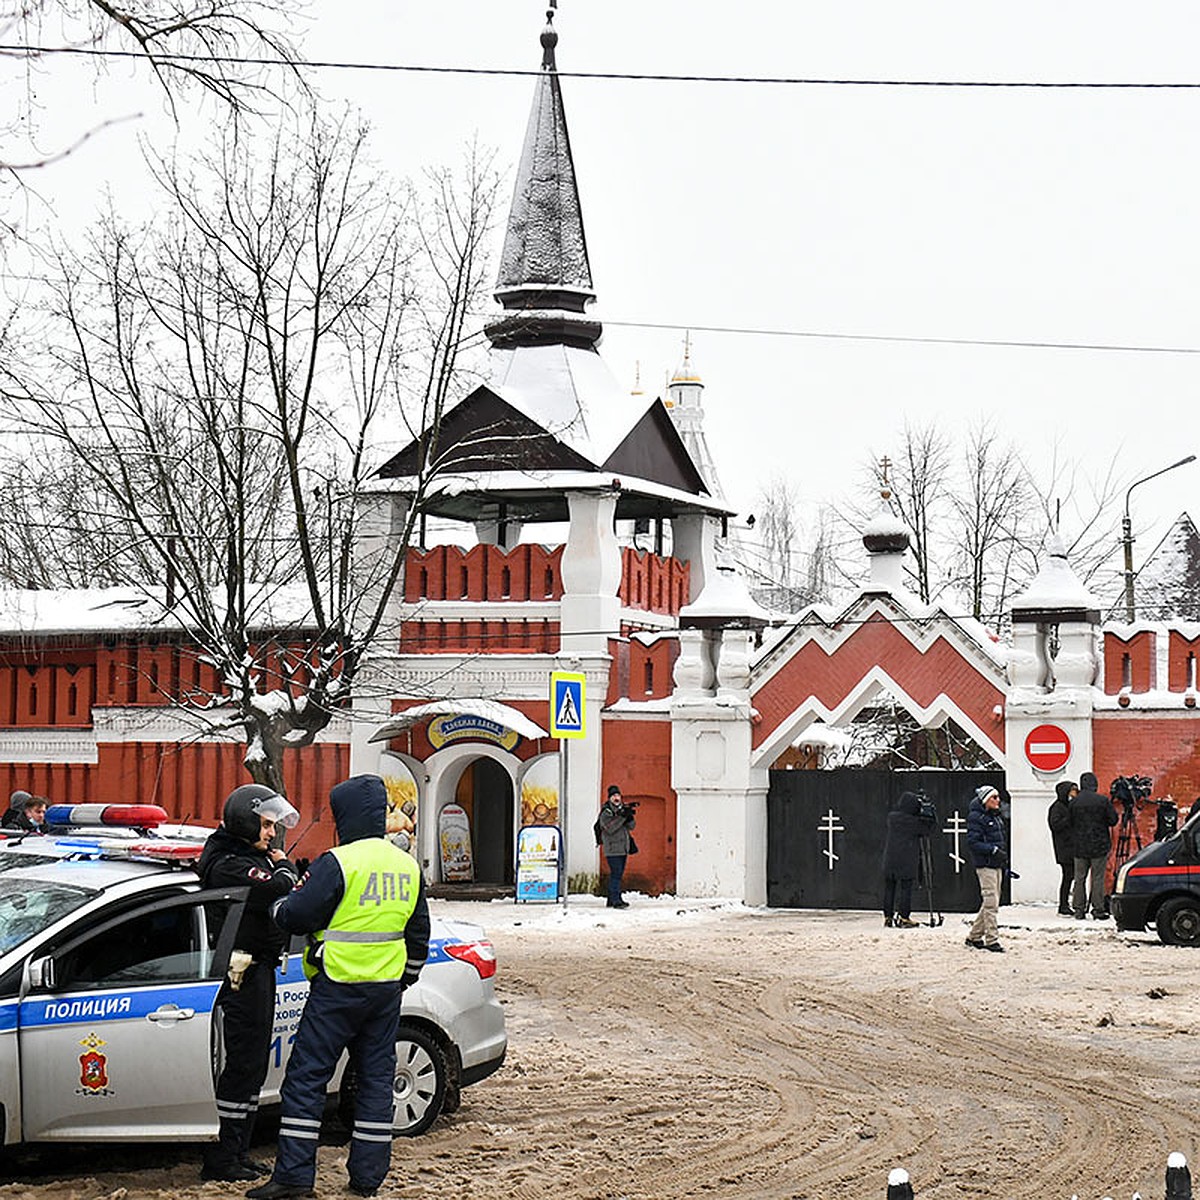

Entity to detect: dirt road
[3,901,1195,1199]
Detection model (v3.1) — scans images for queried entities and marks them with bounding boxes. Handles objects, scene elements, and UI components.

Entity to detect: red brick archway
[750,596,1008,767]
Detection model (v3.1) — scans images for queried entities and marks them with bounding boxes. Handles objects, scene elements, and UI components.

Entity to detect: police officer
[199,783,301,1182]
[247,774,429,1200]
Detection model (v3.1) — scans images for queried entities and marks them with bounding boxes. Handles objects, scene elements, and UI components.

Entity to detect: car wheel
[392,1023,447,1137]
[1156,896,1200,945]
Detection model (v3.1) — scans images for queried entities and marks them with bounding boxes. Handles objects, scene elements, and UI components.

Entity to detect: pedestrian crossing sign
[550,671,586,739]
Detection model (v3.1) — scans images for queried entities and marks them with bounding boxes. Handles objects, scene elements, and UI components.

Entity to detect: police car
[0,804,507,1148]
[1111,805,1200,945]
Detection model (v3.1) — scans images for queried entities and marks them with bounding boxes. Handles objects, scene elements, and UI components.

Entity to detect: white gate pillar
[1005,537,1101,903]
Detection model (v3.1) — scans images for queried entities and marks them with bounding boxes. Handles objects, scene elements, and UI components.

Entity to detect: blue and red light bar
[45,804,170,829]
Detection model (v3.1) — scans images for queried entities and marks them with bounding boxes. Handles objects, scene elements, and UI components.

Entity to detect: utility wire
[4,43,1200,89]
[603,319,1200,356]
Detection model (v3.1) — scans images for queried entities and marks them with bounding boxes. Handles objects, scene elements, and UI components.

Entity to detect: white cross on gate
[817,808,844,870]
[943,811,967,874]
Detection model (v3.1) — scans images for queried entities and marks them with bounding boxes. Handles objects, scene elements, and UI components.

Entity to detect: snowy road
[4,898,1195,1199]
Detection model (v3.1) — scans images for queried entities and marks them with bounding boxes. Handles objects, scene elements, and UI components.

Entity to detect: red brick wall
[1103,630,1156,694]
[1168,631,1200,692]
[602,718,676,895]
[752,617,1006,755]
[4,740,347,860]
[404,544,564,603]
[619,548,689,616]
[1094,713,1200,816]
[1093,712,1200,886]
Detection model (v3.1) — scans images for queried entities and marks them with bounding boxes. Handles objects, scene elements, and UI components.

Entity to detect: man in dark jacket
[248,775,430,1200]
[965,785,1007,952]
[598,784,636,909]
[198,784,300,1182]
[881,791,935,928]
[1,790,45,832]
[1070,771,1118,920]
[1047,780,1077,916]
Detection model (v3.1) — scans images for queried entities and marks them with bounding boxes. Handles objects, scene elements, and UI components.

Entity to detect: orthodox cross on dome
[879,455,893,500]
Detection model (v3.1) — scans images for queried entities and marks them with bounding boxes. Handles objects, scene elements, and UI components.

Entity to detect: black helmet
[222,784,300,843]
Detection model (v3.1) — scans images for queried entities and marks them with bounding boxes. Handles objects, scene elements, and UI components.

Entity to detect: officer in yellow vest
[247,775,429,1200]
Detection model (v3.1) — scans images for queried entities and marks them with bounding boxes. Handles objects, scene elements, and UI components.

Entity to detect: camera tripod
[1115,802,1143,865]
[917,836,944,928]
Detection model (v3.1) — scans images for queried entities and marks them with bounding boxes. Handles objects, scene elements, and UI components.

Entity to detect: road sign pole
[549,670,586,909]
[559,739,569,909]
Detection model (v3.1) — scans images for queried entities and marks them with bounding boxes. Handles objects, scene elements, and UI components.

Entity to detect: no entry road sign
[1024,723,1072,772]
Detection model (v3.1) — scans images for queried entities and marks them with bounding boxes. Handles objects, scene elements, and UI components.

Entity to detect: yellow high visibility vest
[306,839,421,983]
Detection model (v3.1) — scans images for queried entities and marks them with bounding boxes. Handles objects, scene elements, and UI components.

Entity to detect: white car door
[18,889,245,1142]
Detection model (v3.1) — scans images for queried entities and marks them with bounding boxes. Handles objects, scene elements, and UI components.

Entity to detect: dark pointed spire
[486,2,600,351]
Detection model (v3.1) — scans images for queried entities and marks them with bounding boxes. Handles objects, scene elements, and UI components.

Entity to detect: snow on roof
[0,583,317,637]
[369,698,549,742]
[1012,534,1101,612]
[488,341,639,465]
[790,722,851,750]
[378,467,736,516]
[1121,512,1200,622]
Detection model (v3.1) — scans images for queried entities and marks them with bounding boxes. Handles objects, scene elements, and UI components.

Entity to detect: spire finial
[541,1,559,70]
[879,455,893,502]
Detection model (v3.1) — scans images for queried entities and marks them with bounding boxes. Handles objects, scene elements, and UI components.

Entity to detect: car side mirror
[27,956,56,991]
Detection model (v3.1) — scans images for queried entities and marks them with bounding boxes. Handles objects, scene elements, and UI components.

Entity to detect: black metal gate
[766,768,1007,912]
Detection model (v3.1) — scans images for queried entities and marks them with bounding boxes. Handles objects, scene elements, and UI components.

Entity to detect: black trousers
[272,973,404,1192]
[882,875,915,919]
[206,959,277,1168]
[1057,862,1073,912]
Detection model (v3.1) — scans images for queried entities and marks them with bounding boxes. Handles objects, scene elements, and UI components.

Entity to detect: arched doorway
[453,756,515,886]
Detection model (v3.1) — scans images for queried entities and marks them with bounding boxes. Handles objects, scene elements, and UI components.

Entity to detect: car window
[56,904,206,989]
[0,878,96,954]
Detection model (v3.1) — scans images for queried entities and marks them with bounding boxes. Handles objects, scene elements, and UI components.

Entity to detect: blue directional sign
[549,671,586,739]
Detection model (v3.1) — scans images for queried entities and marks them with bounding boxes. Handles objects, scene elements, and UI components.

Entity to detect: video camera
[1110,774,1178,841]
[621,800,640,811]
[1110,774,1153,812]
[914,790,937,824]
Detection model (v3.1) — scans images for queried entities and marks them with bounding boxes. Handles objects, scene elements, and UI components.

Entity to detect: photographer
[598,784,636,909]
[881,792,935,928]
[1069,771,1118,920]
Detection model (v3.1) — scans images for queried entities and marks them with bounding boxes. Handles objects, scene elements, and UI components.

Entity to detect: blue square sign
[550,671,586,739]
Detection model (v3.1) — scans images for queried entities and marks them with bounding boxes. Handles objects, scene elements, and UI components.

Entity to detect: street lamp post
[1122,454,1197,622]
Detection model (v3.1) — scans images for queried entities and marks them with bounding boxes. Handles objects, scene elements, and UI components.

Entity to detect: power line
[5,43,1200,90]
[603,318,1200,356]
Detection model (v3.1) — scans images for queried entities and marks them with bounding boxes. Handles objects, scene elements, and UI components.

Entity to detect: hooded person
[1047,780,1078,915]
[1,789,35,831]
[1068,771,1119,920]
[249,776,431,1200]
[197,784,300,1182]
[881,791,935,928]
[965,785,1007,952]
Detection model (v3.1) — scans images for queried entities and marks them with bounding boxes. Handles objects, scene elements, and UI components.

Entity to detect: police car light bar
[122,842,204,862]
[45,804,171,828]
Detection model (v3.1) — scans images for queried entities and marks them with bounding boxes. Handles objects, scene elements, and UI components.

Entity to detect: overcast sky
[12,1,1200,579]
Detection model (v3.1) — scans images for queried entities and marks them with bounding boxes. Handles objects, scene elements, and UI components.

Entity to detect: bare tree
[1024,437,1128,591]
[950,419,1034,625]
[869,422,952,603]
[0,1,300,174]
[0,109,499,793]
